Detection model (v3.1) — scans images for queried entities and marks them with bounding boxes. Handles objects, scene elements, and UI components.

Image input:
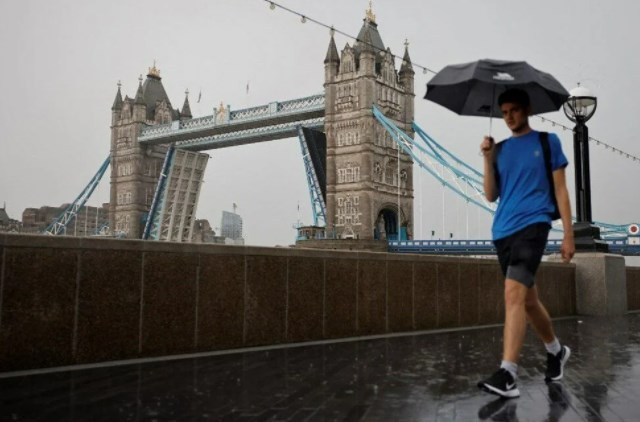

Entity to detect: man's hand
[481,136,495,159]
[560,235,575,263]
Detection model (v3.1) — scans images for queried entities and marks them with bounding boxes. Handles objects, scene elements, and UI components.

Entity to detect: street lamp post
[563,84,609,252]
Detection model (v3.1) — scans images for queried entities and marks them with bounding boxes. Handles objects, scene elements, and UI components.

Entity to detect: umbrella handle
[478,136,495,156]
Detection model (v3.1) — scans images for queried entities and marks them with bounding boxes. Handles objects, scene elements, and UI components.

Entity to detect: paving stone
[2,315,640,421]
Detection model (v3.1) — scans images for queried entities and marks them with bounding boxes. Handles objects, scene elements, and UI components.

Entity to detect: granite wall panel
[141,252,198,356]
[197,254,245,350]
[537,266,560,317]
[436,262,460,328]
[414,261,437,330]
[287,257,324,342]
[387,260,414,332]
[478,264,502,325]
[459,262,479,327]
[244,255,287,346]
[76,250,142,363]
[0,248,77,371]
[357,259,387,335]
[324,258,358,338]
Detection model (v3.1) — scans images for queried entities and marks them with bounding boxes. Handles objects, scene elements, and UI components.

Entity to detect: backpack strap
[493,141,503,190]
[539,132,561,220]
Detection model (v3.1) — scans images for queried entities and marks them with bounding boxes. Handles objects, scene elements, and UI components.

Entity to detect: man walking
[477,88,575,398]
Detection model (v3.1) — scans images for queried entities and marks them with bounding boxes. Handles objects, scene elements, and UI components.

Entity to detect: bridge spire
[181,89,192,120]
[111,80,123,111]
[324,33,339,65]
[134,75,145,105]
[399,39,414,75]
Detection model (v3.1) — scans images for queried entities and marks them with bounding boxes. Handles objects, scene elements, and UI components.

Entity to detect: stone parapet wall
[0,234,576,373]
[295,239,388,251]
[627,267,640,311]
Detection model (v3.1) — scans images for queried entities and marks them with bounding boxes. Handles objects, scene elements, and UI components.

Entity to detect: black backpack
[494,132,561,220]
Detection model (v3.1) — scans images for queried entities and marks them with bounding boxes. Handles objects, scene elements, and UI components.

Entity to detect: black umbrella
[424,59,569,120]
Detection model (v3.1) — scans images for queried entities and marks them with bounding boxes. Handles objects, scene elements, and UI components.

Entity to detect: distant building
[0,205,21,233]
[193,219,217,243]
[21,203,110,236]
[220,209,244,245]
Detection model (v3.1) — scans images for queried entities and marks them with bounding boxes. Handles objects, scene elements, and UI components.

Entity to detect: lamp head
[563,84,597,123]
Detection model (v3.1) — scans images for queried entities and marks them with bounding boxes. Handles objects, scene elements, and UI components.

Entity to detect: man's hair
[498,88,530,108]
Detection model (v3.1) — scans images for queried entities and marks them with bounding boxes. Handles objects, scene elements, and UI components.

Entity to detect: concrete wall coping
[0,233,578,268]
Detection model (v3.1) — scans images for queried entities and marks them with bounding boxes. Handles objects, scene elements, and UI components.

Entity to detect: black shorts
[493,222,550,288]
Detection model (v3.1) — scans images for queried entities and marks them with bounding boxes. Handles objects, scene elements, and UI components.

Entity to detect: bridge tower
[324,6,415,240]
[109,65,188,238]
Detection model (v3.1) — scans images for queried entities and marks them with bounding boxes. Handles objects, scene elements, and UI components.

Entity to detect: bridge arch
[374,202,409,241]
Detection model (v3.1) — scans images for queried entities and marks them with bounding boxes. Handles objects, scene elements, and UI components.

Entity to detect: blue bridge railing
[389,238,640,256]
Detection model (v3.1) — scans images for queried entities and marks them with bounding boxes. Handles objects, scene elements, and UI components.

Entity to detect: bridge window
[118,163,133,177]
[338,163,360,183]
[384,162,398,186]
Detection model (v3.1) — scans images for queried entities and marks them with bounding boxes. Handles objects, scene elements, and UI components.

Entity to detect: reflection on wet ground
[2,315,640,421]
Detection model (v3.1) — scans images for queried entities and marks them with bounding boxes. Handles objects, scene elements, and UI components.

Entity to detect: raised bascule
[45,5,639,255]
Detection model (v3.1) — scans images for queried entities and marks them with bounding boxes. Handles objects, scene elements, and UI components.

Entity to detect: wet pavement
[2,315,640,421]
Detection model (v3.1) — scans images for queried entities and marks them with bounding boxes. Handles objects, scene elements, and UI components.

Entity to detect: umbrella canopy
[424,59,569,118]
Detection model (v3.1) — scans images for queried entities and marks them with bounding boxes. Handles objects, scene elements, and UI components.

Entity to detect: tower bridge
[108,9,415,242]
[44,4,638,252]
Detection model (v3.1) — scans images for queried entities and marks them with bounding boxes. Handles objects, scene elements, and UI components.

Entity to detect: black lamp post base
[573,222,609,253]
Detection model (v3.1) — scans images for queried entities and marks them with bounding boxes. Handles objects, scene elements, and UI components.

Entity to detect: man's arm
[481,136,498,202]
[553,167,575,263]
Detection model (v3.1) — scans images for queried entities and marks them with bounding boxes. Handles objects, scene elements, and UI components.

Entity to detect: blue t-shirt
[492,130,568,240]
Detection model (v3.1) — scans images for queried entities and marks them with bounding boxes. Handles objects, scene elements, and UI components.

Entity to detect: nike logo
[506,382,515,390]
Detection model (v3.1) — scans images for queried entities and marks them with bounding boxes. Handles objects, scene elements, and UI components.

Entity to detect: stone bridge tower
[109,65,191,238]
[323,7,415,240]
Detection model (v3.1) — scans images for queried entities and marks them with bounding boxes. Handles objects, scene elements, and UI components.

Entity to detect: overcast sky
[1,0,639,246]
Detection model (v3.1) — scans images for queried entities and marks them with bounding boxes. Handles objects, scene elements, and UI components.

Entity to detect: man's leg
[477,278,527,398]
[503,279,529,363]
[524,286,555,344]
[524,285,571,381]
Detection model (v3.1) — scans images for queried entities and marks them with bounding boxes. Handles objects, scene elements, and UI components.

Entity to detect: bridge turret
[398,41,415,123]
[399,41,414,89]
[324,34,340,82]
[324,6,415,241]
[357,27,376,77]
[111,81,123,126]
[133,76,146,122]
[109,64,176,239]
